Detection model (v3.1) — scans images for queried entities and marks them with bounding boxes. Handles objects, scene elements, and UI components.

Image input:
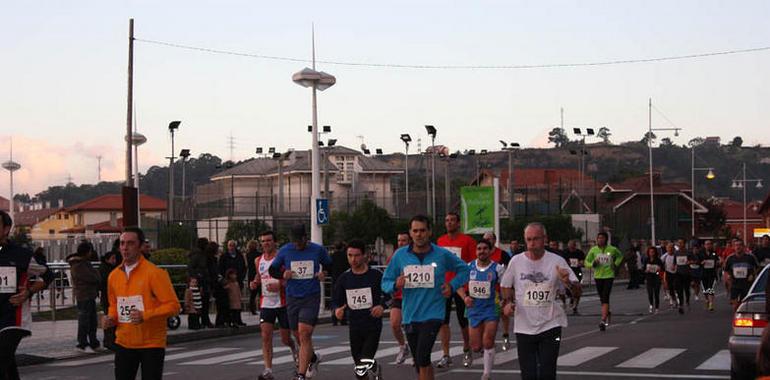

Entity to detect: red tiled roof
[12,208,61,228]
[722,199,762,220]
[485,168,599,188]
[66,194,167,212]
[60,218,124,234]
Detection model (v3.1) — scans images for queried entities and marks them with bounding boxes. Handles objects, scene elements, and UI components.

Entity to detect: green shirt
[585,244,623,279]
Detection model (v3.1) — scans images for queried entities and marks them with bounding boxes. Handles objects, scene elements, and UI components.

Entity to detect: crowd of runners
[2,207,768,380]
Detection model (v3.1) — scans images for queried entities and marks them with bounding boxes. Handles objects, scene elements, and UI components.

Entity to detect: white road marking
[616,348,686,368]
[696,349,730,371]
[558,346,619,366]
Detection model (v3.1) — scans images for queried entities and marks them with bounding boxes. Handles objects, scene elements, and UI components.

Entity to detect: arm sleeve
[107,274,118,320]
[320,247,333,268]
[333,273,345,307]
[381,253,399,294]
[375,271,385,307]
[29,255,54,286]
[448,252,470,292]
[143,269,181,320]
[584,249,595,267]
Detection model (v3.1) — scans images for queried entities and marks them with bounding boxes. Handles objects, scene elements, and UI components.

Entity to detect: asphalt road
[21,285,733,380]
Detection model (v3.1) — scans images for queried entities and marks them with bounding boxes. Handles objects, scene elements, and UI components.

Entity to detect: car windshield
[750,266,769,295]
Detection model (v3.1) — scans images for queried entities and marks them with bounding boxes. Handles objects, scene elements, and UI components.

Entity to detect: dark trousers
[214,286,229,326]
[349,327,382,364]
[188,313,201,329]
[200,285,212,326]
[666,272,677,303]
[114,345,165,380]
[516,327,562,380]
[76,299,99,349]
[646,277,661,309]
[673,273,691,306]
[230,309,243,325]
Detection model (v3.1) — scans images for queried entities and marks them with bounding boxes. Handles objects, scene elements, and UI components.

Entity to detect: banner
[460,186,495,234]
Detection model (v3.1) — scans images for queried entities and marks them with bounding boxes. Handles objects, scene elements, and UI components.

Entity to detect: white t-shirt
[257,255,284,309]
[500,250,578,335]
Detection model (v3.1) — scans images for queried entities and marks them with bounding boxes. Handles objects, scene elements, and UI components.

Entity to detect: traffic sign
[316,198,329,225]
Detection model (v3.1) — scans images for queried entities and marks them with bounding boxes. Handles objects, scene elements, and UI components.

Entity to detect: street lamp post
[293,55,336,244]
[2,139,21,226]
[500,141,520,221]
[400,134,411,205]
[425,125,437,224]
[324,138,337,199]
[690,144,715,237]
[180,148,191,219]
[127,132,147,226]
[647,99,681,244]
[732,162,763,243]
[167,121,181,221]
[571,128,596,195]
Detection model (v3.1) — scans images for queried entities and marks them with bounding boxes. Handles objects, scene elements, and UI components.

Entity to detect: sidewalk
[16,309,332,366]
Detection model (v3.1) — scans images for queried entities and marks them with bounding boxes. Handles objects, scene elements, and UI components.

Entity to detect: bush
[150,248,189,299]
[158,223,197,250]
[499,215,582,243]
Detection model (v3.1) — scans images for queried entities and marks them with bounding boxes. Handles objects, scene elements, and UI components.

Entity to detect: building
[720,198,764,241]
[600,173,707,241]
[194,146,403,224]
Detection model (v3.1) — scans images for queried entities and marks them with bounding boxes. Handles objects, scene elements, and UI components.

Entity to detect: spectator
[99,249,120,350]
[184,276,203,330]
[330,241,350,326]
[223,268,244,327]
[188,238,214,328]
[219,240,246,290]
[67,241,102,352]
[245,240,261,315]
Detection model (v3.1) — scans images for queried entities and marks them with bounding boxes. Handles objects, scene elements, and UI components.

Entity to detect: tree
[597,127,612,144]
[225,219,270,248]
[547,128,569,147]
[324,199,395,245]
[731,136,743,148]
[698,199,727,237]
[13,193,31,203]
[660,137,674,146]
[641,131,656,145]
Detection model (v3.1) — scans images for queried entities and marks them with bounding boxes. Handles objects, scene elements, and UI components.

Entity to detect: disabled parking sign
[316,198,329,225]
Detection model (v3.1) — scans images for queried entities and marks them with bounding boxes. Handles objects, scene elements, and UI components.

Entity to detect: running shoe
[501,335,510,351]
[599,321,606,331]
[292,373,306,380]
[708,302,715,312]
[678,306,684,314]
[481,373,491,380]
[395,344,410,364]
[649,305,654,314]
[462,349,473,367]
[306,353,321,379]
[258,369,275,380]
[436,355,452,368]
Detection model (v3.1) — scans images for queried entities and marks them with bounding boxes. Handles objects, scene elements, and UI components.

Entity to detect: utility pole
[97,155,102,183]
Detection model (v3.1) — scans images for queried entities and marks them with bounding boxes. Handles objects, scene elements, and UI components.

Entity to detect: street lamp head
[467,149,476,156]
[179,149,191,159]
[292,67,322,88]
[586,128,595,136]
[499,140,507,148]
[363,148,371,155]
[126,132,147,146]
[1,161,20,172]
[256,147,263,154]
[674,129,680,137]
[425,125,437,138]
[375,148,383,155]
[327,139,337,147]
[322,125,331,133]
[272,153,282,159]
[318,141,324,147]
[480,149,488,155]
[400,134,412,143]
[757,180,764,189]
[268,147,276,154]
[168,121,181,131]
[511,142,521,148]
[706,169,715,180]
[573,128,581,135]
[307,125,313,132]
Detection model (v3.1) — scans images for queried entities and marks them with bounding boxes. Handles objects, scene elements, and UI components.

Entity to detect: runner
[436,212,476,368]
[0,210,52,379]
[103,227,180,380]
[250,230,298,380]
[461,239,504,380]
[673,239,696,314]
[724,238,759,313]
[501,222,581,380]
[269,224,332,380]
[333,239,385,380]
[700,240,720,311]
[661,243,679,309]
[387,231,411,364]
[584,232,623,331]
[381,215,470,380]
[482,231,511,351]
[642,246,663,314]
[562,239,586,315]
[689,241,704,303]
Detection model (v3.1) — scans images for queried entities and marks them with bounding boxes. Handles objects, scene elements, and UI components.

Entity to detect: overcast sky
[1,0,768,196]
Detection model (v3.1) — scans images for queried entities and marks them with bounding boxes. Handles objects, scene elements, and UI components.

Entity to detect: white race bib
[404,265,435,288]
[569,258,579,268]
[733,266,748,279]
[646,264,659,273]
[0,266,17,294]
[689,264,700,269]
[346,288,373,310]
[469,280,491,299]
[676,256,688,266]
[291,260,314,280]
[523,282,553,307]
[117,295,144,324]
[597,254,611,265]
[703,260,715,269]
[446,247,463,259]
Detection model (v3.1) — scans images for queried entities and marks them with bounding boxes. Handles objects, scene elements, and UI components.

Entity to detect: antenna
[97,155,102,182]
[227,132,236,162]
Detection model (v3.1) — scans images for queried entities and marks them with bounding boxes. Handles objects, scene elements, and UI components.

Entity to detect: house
[194,146,403,222]
[601,173,707,241]
[475,168,600,217]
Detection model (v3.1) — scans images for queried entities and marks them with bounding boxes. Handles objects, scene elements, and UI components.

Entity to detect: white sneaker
[649,305,654,314]
[395,344,409,364]
[436,355,452,368]
[462,350,473,367]
[306,353,321,379]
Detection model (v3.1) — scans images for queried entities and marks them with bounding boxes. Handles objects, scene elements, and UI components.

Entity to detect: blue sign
[316,198,329,225]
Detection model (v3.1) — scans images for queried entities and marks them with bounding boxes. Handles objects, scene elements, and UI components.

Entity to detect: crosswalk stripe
[558,346,618,366]
[180,348,284,365]
[48,347,186,367]
[696,349,730,371]
[250,345,349,366]
[323,345,402,365]
[616,348,686,368]
[165,348,239,362]
[493,349,518,365]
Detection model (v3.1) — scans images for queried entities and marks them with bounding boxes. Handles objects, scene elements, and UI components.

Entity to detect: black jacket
[218,250,246,285]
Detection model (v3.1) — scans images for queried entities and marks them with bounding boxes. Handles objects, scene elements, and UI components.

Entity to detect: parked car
[729,264,769,379]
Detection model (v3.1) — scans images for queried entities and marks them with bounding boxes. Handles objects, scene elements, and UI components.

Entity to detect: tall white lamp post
[2,139,21,226]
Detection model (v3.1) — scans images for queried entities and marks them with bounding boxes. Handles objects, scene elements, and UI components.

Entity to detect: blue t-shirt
[270,242,332,298]
[467,260,504,324]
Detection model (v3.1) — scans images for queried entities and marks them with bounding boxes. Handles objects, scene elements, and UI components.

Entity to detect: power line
[135,37,770,70]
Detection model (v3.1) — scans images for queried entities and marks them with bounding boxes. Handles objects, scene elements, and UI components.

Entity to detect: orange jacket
[108,256,180,349]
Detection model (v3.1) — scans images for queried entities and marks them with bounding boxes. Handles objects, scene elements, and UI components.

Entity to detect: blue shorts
[287,293,320,330]
[467,303,499,328]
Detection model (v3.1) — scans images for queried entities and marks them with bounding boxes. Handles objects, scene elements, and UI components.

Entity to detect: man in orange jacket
[103,227,179,380]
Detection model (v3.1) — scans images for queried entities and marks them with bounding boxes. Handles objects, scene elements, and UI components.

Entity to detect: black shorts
[443,292,469,327]
[391,298,402,309]
[404,320,442,368]
[287,293,320,330]
[595,278,614,304]
[730,287,749,302]
[259,307,290,330]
